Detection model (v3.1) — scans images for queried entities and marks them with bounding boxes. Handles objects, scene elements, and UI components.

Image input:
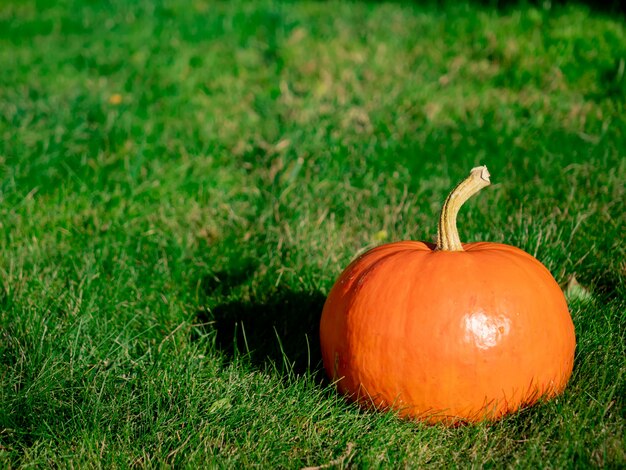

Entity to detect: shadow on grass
[196,285,327,379]
[199,259,259,296]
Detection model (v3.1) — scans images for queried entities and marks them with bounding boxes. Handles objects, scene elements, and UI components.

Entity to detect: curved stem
[436,166,491,251]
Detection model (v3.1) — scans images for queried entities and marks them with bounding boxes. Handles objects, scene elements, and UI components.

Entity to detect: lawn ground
[0,0,625,467]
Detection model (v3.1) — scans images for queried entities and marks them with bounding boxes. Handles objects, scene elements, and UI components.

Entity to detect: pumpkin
[319,166,576,424]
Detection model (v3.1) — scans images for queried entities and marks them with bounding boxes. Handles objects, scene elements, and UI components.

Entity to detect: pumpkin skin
[319,240,576,424]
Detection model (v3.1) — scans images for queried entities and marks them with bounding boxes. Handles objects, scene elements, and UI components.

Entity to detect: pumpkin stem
[436,166,491,251]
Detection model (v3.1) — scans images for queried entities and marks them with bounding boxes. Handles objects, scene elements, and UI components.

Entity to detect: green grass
[1,0,624,467]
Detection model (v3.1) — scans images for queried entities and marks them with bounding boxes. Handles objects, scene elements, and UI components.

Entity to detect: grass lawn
[1,0,625,467]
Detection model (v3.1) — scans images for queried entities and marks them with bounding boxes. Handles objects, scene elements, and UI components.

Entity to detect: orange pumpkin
[320,166,576,424]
